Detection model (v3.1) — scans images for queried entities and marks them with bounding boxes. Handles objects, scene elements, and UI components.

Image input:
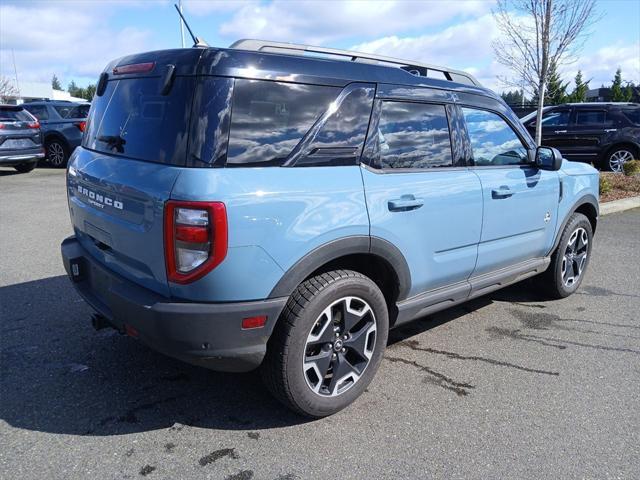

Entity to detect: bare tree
[0,76,18,103]
[492,0,599,145]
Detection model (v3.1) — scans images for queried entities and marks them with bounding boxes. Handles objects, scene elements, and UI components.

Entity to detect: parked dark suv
[521,103,640,172]
[23,100,89,168]
[0,104,44,173]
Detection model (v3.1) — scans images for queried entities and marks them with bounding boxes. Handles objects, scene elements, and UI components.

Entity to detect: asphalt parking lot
[1,167,639,479]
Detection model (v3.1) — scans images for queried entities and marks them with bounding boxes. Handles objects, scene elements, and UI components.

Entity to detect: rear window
[622,108,640,125]
[56,104,89,119]
[83,77,194,165]
[0,107,33,122]
[226,79,340,166]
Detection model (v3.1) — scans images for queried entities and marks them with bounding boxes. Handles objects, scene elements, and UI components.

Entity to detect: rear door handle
[388,195,424,212]
[554,130,568,134]
[491,186,514,199]
[604,128,617,133]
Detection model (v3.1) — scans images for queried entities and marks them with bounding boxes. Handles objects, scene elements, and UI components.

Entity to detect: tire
[45,138,69,168]
[602,146,636,172]
[14,162,37,173]
[261,270,389,418]
[540,213,593,299]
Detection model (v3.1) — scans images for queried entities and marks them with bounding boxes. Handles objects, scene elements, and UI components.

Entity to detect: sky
[1,0,639,95]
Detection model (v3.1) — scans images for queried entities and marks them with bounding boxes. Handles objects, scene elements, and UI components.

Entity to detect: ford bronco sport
[61,40,599,417]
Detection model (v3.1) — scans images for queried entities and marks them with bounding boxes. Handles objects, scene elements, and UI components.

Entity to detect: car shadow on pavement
[0,275,309,436]
[0,275,546,436]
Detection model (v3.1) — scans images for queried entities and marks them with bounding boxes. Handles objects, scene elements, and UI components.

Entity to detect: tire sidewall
[285,276,389,417]
[552,214,593,297]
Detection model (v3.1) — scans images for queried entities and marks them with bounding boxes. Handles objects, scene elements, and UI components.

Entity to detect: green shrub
[599,174,612,195]
[622,159,640,176]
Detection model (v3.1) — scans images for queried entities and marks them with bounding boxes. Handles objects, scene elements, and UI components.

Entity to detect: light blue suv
[61,41,599,417]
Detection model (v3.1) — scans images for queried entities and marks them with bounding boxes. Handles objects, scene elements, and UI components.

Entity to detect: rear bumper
[0,149,44,166]
[61,236,287,372]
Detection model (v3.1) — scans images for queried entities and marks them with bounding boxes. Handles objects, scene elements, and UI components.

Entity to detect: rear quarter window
[83,77,194,165]
[226,79,340,166]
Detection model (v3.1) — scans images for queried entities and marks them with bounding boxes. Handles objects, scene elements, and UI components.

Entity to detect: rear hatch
[67,49,204,297]
[0,106,42,152]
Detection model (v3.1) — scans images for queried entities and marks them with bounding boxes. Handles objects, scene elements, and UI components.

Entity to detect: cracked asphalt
[1,168,639,479]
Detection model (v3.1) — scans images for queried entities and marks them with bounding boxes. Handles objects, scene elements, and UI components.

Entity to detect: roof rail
[229,39,482,87]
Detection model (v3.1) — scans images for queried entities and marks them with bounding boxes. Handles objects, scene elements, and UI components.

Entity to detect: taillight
[27,121,40,129]
[75,121,86,132]
[0,123,4,129]
[164,200,227,284]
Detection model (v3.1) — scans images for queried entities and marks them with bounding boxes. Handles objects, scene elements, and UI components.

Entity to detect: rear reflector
[164,200,227,284]
[241,316,267,330]
[125,324,139,337]
[113,62,155,75]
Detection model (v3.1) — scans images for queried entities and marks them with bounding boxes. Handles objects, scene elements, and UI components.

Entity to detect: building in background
[3,81,86,104]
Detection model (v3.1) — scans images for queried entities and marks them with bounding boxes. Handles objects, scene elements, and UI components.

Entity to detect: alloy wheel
[48,142,66,166]
[303,296,377,397]
[608,149,633,172]
[561,227,589,287]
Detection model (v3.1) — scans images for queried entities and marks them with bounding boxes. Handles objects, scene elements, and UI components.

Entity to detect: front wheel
[261,270,389,418]
[540,212,593,299]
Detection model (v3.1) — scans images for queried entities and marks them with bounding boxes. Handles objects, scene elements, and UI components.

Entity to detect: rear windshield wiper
[97,134,126,153]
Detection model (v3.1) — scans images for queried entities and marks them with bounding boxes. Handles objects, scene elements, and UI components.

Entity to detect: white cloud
[350,14,509,91]
[562,41,640,88]
[0,3,158,87]
[217,0,493,45]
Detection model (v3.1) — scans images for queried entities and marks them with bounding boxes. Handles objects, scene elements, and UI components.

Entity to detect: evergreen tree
[51,74,62,90]
[567,70,589,102]
[501,89,525,105]
[83,84,96,100]
[545,61,569,105]
[68,80,80,98]
[610,68,630,101]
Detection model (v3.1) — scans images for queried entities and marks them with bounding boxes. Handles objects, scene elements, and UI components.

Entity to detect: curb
[600,196,640,216]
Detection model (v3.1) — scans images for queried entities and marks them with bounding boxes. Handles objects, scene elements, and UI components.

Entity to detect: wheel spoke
[338,297,370,333]
[344,324,375,362]
[575,252,587,275]
[306,309,336,346]
[304,349,333,390]
[327,354,359,395]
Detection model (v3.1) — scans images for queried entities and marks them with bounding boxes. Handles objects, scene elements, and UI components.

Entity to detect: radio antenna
[173,4,208,47]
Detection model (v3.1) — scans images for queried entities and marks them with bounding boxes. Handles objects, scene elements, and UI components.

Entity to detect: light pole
[179,0,186,48]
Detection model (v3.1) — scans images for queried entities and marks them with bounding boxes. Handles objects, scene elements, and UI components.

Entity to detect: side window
[227,80,339,166]
[575,110,610,126]
[462,108,528,166]
[24,105,49,120]
[539,109,570,127]
[375,101,453,169]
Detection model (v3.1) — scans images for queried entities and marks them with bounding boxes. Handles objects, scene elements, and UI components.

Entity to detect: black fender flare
[268,235,412,301]
[548,193,599,255]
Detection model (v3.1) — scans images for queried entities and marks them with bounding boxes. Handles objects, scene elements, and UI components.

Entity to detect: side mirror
[535,146,562,171]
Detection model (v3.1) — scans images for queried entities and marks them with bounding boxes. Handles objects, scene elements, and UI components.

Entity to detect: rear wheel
[540,213,593,299]
[603,147,636,172]
[261,270,388,417]
[46,138,69,168]
[14,162,36,173]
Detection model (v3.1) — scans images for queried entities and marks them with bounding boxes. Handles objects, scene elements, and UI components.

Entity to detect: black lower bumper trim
[61,236,288,372]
